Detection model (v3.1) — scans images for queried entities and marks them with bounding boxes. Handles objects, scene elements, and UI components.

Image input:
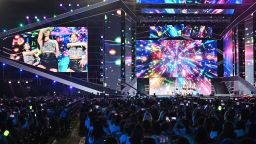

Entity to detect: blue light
[53,81,56,83]
[20,69,23,72]
[70,86,73,89]
[2,63,5,66]
[35,75,38,78]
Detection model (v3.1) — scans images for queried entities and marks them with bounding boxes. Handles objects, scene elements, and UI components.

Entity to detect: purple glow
[223,30,233,77]
[60,3,63,7]
[26,16,29,19]
[69,86,73,89]
[43,16,46,19]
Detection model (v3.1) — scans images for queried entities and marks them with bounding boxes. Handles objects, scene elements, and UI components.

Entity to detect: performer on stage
[22,42,40,66]
[67,33,87,72]
[37,28,59,72]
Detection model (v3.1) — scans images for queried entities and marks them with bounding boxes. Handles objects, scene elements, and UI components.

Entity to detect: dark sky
[0,0,95,30]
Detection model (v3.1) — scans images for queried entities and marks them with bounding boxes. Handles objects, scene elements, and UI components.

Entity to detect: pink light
[13,48,19,52]
[15,56,20,60]
[195,55,202,60]
[14,35,20,39]
[116,9,122,15]
[26,16,29,19]
[109,49,116,55]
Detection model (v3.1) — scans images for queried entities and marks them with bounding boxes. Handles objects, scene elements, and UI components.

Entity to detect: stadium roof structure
[0,0,136,38]
[136,0,256,39]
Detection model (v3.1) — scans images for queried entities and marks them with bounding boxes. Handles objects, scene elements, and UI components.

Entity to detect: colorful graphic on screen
[137,0,242,4]
[141,8,235,14]
[10,27,88,72]
[136,40,217,95]
[223,30,233,77]
[150,24,212,38]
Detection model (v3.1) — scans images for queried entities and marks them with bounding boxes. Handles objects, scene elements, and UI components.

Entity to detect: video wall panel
[142,8,235,14]
[10,27,88,72]
[136,40,217,95]
[137,0,243,4]
[223,30,234,77]
[150,24,212,38]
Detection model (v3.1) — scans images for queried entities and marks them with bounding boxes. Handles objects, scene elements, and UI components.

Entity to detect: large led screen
[10,27,88,72]
[136,40,217,95]
[137,0,243,4]
[141,8,235,14]
[223,30,233,77]
[150,24,212,38]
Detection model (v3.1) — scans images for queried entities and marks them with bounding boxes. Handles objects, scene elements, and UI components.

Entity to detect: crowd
[0,96,81,144]
[80,96,256,144]
[1,95,256,144]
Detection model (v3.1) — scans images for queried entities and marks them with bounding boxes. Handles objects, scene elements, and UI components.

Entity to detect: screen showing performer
[10,27,88,72]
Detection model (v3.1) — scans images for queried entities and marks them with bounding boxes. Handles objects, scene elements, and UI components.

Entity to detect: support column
[253,13,256,85]
[218,39,224,77]
[238,22,245,78]
[131,24,136,79]
[121,10,126,90]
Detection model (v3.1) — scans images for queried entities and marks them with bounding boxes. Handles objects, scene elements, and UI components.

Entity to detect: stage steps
[211,76,256,96]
